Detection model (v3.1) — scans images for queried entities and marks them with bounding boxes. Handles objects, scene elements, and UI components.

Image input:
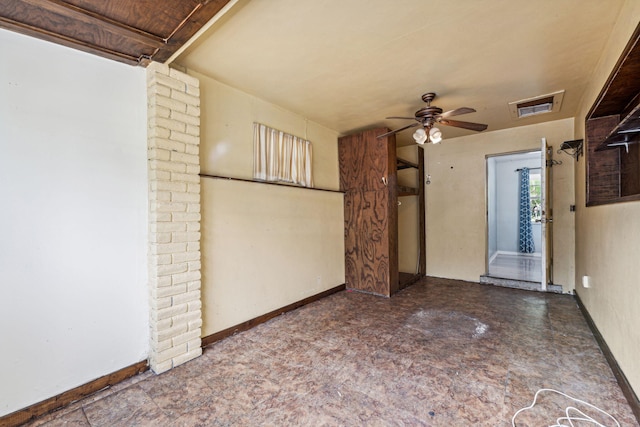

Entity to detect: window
[253,123,313,187]
[529,173,542,222]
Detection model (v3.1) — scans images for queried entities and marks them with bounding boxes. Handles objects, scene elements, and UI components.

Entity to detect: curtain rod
[514,167,542,172]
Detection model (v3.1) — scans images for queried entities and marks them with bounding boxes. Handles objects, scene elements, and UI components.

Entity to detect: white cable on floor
[511,388,621,427]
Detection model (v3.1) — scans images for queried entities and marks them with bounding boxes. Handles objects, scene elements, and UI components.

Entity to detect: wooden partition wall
[338,128,399,297]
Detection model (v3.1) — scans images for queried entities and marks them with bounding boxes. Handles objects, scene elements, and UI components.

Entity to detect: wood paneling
[344,190,391,295]
[338,129,426,296]
[586,116,620,206]
[0,0,232,66]
[621,144,640,197]
[339,128,398,297]
[339,128,392,192]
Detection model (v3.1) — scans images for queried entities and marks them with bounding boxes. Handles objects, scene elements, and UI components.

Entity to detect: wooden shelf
[397,157,419,170]
[398,185,419,196]
[597,101,640,151]
[397,157,420,196]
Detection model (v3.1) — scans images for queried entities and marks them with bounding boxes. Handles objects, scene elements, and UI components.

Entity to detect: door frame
[541,138,554,290]
[485,148,544,281]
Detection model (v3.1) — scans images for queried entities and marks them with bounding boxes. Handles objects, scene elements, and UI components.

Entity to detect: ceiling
[0,1,626,146]
[174,0,625,145]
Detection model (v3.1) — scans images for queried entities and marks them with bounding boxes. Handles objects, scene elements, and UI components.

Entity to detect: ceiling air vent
[508,90,565,119]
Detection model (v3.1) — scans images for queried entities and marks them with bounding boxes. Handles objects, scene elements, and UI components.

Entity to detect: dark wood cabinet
[339,128,398,296]
[339,128,425,297]
[586,23,640,206]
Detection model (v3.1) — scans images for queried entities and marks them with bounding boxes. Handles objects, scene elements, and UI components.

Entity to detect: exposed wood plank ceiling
[0,0,232,66]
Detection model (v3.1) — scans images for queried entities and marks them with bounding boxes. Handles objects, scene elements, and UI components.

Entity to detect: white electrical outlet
[582,276,591,288]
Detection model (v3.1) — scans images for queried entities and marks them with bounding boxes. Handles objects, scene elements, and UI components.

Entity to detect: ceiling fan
[378,92,488,144]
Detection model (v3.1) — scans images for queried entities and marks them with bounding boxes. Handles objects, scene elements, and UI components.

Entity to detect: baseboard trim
[2,284,347,426]
[0,360,148,427]
[575,292,640,423]
[202,283,346,348]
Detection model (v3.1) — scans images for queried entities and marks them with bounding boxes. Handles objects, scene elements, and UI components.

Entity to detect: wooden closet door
[339,128,398,296]
[339,129,390,191]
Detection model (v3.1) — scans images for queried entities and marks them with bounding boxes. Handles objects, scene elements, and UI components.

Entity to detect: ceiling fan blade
[377,122,420,139]
[438,118,488,132]
[386,116,418,120]
[439,107,476,118]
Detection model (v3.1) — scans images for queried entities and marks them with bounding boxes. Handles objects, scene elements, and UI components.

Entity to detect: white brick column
[146,62,202,373]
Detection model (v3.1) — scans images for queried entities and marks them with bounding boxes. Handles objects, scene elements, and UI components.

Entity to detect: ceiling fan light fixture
[429,127,443,144]
[413,127,427,144]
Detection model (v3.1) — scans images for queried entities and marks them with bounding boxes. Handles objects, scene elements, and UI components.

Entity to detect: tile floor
[24,277,637,426]
[488,253,542,283]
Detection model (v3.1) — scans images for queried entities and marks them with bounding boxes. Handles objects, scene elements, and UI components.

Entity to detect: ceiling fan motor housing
[415,106,443,128]
[415,106,443,119]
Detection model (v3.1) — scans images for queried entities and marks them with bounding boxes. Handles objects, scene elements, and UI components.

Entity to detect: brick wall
[146,62,202,373]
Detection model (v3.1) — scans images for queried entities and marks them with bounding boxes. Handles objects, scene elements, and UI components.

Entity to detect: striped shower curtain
[518,167,535,253]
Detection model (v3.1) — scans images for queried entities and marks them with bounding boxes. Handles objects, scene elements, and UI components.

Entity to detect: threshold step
[479,275,563,293]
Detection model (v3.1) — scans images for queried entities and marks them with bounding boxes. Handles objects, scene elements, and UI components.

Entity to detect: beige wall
[424,119,576,288]
[573,0,640,395]
[0,28,149,416]
[201,178,344,334]
[188,70,345,335]
[192,70,339,190]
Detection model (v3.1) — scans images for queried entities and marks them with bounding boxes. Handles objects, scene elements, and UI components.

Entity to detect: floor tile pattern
[24,277,638,426]
[488,253,542,283]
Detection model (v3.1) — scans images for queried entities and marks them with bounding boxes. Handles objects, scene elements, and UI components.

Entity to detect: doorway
[486,151,542,283]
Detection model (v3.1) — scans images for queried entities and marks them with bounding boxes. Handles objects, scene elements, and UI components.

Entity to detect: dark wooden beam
[0,15,144,65]
[21,0,166,48]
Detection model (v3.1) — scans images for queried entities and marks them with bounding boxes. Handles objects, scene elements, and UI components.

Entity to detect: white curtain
[253,123,313,187]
